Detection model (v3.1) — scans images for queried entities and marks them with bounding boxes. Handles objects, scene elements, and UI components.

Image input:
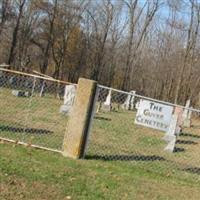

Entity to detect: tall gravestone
[122,90,136,110]
[182,99,191,127]
[174,107,184,135]
[184,107,192,128]
[60,85,76,115]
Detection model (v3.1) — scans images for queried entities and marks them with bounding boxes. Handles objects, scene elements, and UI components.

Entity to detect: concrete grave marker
[102,89,112,111]
[182,99,191,127]
[122,91,136,110]
[164,136,176,153]
[60,85,76,114]
[174,107,184,135]
[184,107,192,128]
[135,100,173,132]
[135,100,141,110]
[12,90,31,97]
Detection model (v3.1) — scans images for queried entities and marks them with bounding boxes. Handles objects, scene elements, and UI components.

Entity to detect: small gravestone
[59,85,76,114]
[39,81,46,97]
[122,90,136,110]
[102,89,112,112]
[12,90,31,97]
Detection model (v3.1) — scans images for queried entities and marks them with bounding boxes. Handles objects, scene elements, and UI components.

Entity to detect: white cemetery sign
[135,100,173,132]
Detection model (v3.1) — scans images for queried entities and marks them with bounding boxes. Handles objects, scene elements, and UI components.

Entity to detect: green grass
[1,143,200,200]
[1,86,200,199]
[0,87,67,150]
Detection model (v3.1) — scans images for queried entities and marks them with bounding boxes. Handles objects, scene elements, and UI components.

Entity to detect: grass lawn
[0,87,67,150]
[1,85,200,199]
[1,143,200,200]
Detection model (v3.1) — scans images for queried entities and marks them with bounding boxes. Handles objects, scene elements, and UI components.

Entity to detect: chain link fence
[2,68,200,183]
[87,85,200,183]
[0,68,76,152]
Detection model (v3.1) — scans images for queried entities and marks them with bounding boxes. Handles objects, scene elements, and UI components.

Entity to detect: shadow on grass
[0,124,53,134]
[190,125,200,129]
[180,132,200,139]
[86,154,165,162]
[183,167,200,175]
[173,147,185,153]
[94,116,111,121]
[176,139,198,145]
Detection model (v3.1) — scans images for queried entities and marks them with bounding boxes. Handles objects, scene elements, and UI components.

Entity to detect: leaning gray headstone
[60,85,76,114]
[122,90,136,110]
[164,136,176,153]
[102,89,112,111]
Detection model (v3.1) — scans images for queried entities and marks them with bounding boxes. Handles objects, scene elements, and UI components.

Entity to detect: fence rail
[87,85,200,182]
[2,69,200,183]
[0,68,75,151]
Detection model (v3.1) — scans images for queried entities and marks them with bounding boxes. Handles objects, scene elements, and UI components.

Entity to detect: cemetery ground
[1,87,200,199]
[1,143,200,200]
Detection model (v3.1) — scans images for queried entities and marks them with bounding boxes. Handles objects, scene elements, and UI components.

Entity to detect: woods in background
[1,0,200,106]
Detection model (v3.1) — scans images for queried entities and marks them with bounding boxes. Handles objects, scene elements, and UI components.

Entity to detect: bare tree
[7,0,26,66]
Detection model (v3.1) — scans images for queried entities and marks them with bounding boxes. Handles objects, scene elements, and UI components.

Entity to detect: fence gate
[87,85,200,183]
[0,68,75,152]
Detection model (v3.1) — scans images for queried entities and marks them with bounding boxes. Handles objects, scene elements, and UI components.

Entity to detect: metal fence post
[62,78,97,159]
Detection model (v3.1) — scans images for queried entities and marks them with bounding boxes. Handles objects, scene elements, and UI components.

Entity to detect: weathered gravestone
[163,114,178,153]
[39,81,46,97]
[135,100,141,110]
[122,90,136,110]
[183,107,192,128]
[60,85,76,114]
[186,108,192,127]
[182,99,191,128]
[102,89,112,112]
[174,107,184,135]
